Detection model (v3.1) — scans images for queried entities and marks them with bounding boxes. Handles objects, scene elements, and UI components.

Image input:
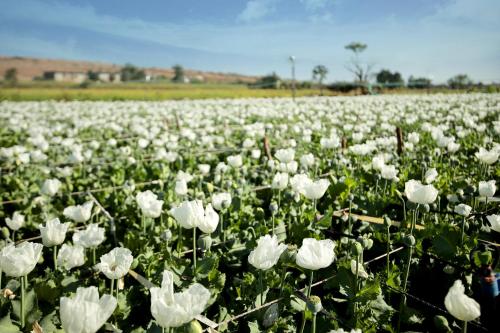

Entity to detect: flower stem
[193,228,197,273]
[259,270,264,307]
[386,226,391,281]
[111,278,115,296]
[20,275,25,328]
[307,270,314,297]
[272,212,275,236]
[53,245,58,271]
[312,314,317,333]
[462,320,467,333]
[178,224,182,259]
[278,189,281,216]
[354,254,359,325]
[460,216,466,246]
[397,245,413,332]
[278,266,287,296]
[219,210,225,242]
[92,248,96,266]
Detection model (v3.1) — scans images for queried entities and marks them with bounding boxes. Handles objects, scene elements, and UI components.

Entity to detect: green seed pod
[433,315,451,332]
[307,295,323,314]
[383,215,392,228]
[403,235,416,247]
[197,234,212,252]
[351,242,363,256]
[206,182,214,193]
[1,227,10,239]
[185,319,203,333]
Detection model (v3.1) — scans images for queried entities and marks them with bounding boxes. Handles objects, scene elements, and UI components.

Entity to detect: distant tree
[250,72,281,89]
[312,65,328,95]
[344,42,367,55]
[407,76,432,89]
[87,70,99,81]
[376,69,404,88]
[121,63,145,81]
[344,42,373,83]
[4,67,18,85]
[448,74,473,89]
[172,65,185,83]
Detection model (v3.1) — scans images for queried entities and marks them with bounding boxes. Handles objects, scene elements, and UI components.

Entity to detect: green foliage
[345,42,367,54]
[4,67,18,85]
[447,74,473,89]
[376,69,404,87]
[172,64,185,83]
[407,75,432,88]
[121,63,146,81]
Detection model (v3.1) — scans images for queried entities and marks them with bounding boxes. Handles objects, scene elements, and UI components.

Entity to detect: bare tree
[312,65,328,96]
[344,42,373,83]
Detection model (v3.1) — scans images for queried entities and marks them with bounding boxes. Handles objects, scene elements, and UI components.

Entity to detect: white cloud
[237,0,280,22]
[299,0,332,11]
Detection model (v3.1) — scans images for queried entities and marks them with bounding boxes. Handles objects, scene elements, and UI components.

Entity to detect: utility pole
[289,55,296,101]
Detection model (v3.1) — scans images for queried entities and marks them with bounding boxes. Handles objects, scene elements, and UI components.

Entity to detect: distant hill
[0,56,259,84]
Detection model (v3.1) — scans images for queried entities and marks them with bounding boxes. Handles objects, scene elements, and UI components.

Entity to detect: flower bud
[1,227,10,239]
[269,202,279,214]
[161,229,173,241]
[185,319,203,333]
[351,242,363,256]
[383,215,392,228]
[206,182,214,193]
[307,295,323,314]
[403,235,416,247]
[255,207,265,219]
[197,234,212,252]
[130,258,139,270]
[280,244,298,264]
[348,193,355,201]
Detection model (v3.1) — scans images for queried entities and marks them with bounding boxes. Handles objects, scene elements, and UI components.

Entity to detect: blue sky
[1,0,499,83]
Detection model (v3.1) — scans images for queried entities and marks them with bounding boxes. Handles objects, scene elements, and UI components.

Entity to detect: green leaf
[248,321,260,333]
[12,289,36,321]
[196,253,218,278]
[40,311,64,333]
[0,314,21,333]
[290,295,306,313]
[432,228,460,260]
[354,279,381,303]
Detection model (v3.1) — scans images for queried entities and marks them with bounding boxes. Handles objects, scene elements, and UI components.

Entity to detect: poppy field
[0,94,499,333]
